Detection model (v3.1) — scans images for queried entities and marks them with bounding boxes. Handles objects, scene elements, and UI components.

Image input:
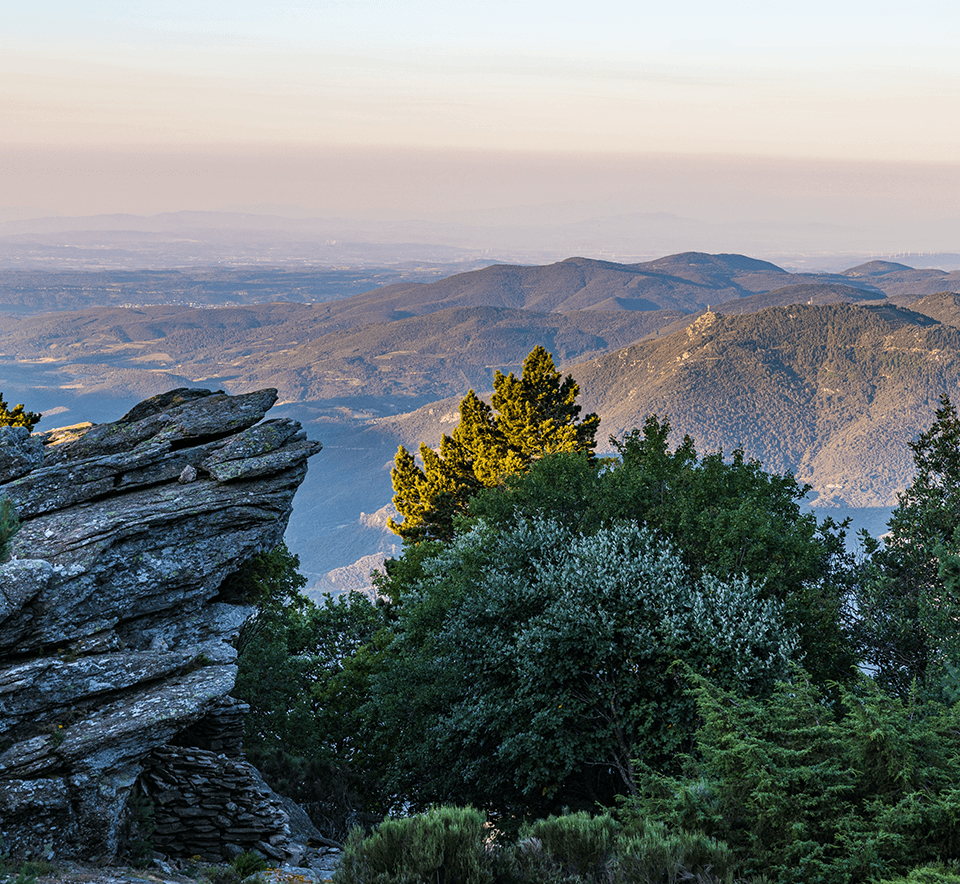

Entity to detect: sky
[3,0,960,227]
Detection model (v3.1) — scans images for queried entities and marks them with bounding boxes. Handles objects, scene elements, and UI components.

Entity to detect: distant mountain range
[3,251,960,591]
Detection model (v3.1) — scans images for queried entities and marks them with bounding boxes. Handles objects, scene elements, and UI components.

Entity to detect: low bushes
[332,806,735,884]
[333,805,492,884]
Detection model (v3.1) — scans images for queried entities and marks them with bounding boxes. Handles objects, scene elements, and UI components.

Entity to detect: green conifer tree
[492,344,599,461]
[0,393,40,429]
[389,346,599,542]
[858,396,960,695]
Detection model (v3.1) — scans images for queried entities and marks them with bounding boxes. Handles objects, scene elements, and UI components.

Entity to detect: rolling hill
[5,251,960,591]
[310,252,887,325]
[572,302,959,507]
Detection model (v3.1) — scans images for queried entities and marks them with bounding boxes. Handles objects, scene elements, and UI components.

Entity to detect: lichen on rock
[0,388,321,863]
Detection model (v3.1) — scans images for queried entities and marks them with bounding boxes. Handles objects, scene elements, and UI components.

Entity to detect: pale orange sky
[3,1,960,225]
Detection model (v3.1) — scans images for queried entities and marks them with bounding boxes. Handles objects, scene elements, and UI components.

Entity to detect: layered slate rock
[142,747,291,863]
[0,388,321,861]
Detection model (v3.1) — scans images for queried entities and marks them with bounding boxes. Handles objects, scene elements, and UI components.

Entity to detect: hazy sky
[3,1,960,222]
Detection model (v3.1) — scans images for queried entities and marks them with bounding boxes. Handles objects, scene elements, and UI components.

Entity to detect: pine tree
[0,394,40,429]
[492,344,599,461]
[389,346,599,542]
[858,396,960,695]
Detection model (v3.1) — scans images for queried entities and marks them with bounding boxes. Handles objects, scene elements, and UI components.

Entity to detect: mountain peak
[842,260,916,277]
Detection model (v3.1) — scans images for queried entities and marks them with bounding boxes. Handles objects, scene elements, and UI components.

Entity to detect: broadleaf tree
[388,346,599,542]
[470,416,859,688]
[372,517,796,820]
[232,546,395,837]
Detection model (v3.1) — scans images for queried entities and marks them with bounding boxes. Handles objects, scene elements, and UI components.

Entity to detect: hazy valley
[4,251,960,593]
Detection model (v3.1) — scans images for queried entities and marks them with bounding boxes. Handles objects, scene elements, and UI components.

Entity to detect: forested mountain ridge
[8,250,959,321]
[6,252,960,334]
[312,252,887,323]
[0,302,681,416]
[572,302,959,506]
[841,259,960,296]
[4,252,960,588]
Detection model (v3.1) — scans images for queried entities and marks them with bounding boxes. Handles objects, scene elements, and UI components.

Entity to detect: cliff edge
[0,388,321,862]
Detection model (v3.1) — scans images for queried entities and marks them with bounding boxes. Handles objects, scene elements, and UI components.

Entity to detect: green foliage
[0,394,40,429]
[0,866,39,884]
[627,671,960,884]
[470,416,858,687]
[490,344,600,465]
[881,866,960,884]
[333,805,493,884]
[235,582,395,836]
[197,854,267,884]
[516,812,619,882]
[219,542,307,609]
[333,807,736,884]
[372,518,795,819]
[389,346,599,542]
[231,850,268,878]
[0,496,19,563]
[856,395,960,696]
[612,817,735,884]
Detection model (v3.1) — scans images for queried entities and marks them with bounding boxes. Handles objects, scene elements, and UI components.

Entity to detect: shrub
[625,670,960,884]
[231,850,269,878]
[514,812,618,882]
[332,805,492,884]
[0,394,40,430]
[375,518,796,818]
[613,818,734,884]
[881,866,960,884]
[500,811,734,884]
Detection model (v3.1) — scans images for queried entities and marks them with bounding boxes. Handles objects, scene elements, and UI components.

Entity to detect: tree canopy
[470,416,857,687]
[235,394,960,881]
[0,393,40,429]
[372,518,795,820]
[856,395,960,697]
[231,545,391,839]
[389,346,599,542]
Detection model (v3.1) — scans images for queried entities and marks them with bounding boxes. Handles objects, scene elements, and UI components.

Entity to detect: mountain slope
[320,252,886,326]
[572,303,958,506]
[0,302,683,418]
[6,253,960,589]
[236,305,682,406]
[842,261,960,297]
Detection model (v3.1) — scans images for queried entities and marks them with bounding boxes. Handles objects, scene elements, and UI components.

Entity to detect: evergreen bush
[514,812,618,882]
[626,671,960,884]
[332,805,492,884]
[497,811,735,884]
[881,867,960,884]
[613,818,734,884]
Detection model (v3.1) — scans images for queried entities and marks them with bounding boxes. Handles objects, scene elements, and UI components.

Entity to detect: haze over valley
[4,250,960,593]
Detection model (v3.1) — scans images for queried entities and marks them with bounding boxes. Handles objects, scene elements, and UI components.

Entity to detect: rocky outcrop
[0,426,43,484]
[0,388,321,862]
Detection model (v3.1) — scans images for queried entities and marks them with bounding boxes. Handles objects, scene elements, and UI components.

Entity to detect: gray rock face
[0,388,321,861]
[0,426,44,484]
